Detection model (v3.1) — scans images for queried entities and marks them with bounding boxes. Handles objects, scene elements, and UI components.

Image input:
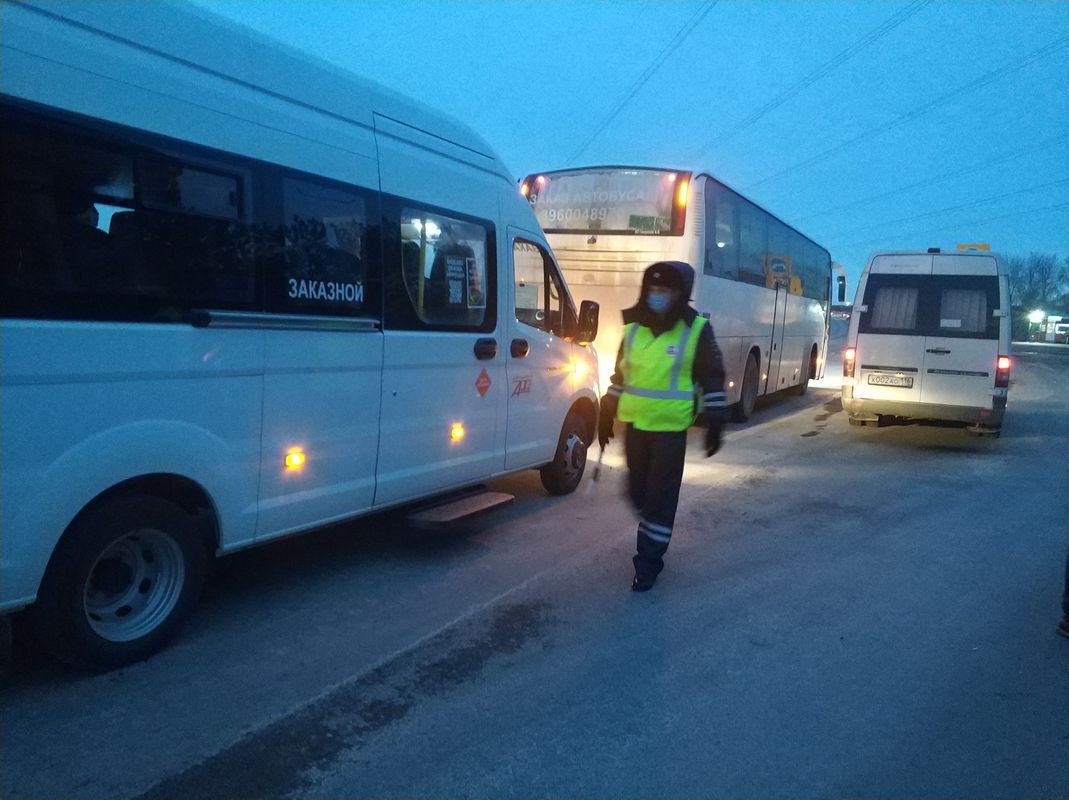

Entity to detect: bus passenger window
[705,182,738,279]
[737,201,767,288]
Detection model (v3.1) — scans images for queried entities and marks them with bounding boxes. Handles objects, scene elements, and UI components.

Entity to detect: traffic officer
[598,260,726,591]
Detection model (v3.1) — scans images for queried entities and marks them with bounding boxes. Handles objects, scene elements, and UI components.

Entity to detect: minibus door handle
[926,347,951,355]
[510,338,530,358]
[474,338,498,360]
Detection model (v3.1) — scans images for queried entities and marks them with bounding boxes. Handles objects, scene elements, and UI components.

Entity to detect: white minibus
[841,247,1011,435]
[521,167,845,421]
[0,1,600,668]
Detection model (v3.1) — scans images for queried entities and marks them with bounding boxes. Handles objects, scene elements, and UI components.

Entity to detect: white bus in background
[521,166,846,420]
[0,0,600,670]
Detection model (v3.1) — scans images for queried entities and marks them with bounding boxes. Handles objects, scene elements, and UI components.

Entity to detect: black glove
[704,413,724,458]
[598,393,618,449]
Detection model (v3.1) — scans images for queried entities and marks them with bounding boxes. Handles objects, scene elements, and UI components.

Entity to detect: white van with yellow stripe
[842,247,1011,435]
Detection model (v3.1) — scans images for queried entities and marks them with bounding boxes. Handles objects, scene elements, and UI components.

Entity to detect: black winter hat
[646,264,684,290]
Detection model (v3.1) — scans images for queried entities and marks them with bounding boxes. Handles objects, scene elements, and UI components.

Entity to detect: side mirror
[577,300,599,343]
[836,275,847,304]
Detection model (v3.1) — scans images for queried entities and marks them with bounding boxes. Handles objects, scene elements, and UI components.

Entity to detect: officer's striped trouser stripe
[639,517,672,543]
[704,391,726,409]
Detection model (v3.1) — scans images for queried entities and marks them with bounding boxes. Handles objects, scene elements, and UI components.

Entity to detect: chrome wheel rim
[560,432,587,484]
[83,529,185,642]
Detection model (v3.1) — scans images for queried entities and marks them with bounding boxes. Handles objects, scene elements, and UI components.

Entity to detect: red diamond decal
[475,368,492,397]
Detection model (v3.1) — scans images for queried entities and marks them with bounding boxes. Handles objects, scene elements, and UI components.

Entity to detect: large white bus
[0,1,601,669]
[521,167,845,419]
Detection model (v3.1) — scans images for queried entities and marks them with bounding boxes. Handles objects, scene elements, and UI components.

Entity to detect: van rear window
[860,274,999,339]
[869,286,918,330]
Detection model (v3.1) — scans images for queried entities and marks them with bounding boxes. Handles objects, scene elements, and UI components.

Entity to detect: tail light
[670,171,692,235]
[520,174,546,203]
[843,346,857,378]
[995,355,1011,388]
[676,180,689,207]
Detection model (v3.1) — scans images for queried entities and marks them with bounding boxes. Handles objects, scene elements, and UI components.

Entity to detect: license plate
[868,374,913,388]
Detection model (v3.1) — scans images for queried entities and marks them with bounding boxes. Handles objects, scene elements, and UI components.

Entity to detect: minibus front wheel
[540,410,588,495]
[30,494,207,670]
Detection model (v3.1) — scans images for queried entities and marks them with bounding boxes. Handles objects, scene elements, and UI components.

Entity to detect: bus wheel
[731,353,759,422]
[792,347,814,396]
[30,495,206,670]
[540,410,588,495]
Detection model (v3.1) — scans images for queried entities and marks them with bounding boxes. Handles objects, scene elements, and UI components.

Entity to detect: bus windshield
[523,168,686,235]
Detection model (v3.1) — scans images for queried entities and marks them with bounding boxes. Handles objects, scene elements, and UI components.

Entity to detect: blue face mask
[647,293,672,314]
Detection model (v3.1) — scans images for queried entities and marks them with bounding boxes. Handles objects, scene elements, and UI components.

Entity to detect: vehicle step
[406,491,515,527]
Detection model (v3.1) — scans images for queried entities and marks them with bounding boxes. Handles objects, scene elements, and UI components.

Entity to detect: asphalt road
[3,345,1067,799]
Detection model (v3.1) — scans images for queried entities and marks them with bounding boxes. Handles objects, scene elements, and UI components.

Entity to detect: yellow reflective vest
[617,316,707,431]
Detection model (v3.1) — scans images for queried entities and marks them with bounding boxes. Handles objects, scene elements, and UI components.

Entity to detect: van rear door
[851,255,930,405]
[919,257,1001,410]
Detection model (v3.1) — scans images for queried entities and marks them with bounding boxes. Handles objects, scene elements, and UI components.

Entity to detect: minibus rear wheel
[30,494,206,670]
[540,410,588,495]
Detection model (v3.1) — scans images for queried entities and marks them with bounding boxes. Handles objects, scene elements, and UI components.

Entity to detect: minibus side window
[0,104,259,321]
[513,238,577,335]
[2,117,135,318]
[262,178,376,317]
[392,207,494,330]
[141,158,239,220]
[137,157,254,314]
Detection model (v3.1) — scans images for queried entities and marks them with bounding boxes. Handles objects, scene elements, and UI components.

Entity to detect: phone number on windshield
[540,207,609,222]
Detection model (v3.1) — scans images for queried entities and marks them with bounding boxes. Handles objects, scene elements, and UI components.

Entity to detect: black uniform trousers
[624,424,688,579]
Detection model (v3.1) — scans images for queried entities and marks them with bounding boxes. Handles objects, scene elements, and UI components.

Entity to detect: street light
[1028,309,1046,324]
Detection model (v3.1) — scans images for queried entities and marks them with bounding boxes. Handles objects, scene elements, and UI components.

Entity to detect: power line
[691,0,932,162]
[834,201,1069,250]
[791,135,1065,226]
[824,178,1069,239]
[569,0,719,163]
[743,36,1069,191]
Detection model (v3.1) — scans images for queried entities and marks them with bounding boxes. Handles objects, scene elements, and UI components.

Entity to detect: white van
[0,1,600,668]
[842,248,1011,435]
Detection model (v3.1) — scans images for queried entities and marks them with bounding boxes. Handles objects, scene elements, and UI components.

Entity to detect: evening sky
[194,0,1069,293]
